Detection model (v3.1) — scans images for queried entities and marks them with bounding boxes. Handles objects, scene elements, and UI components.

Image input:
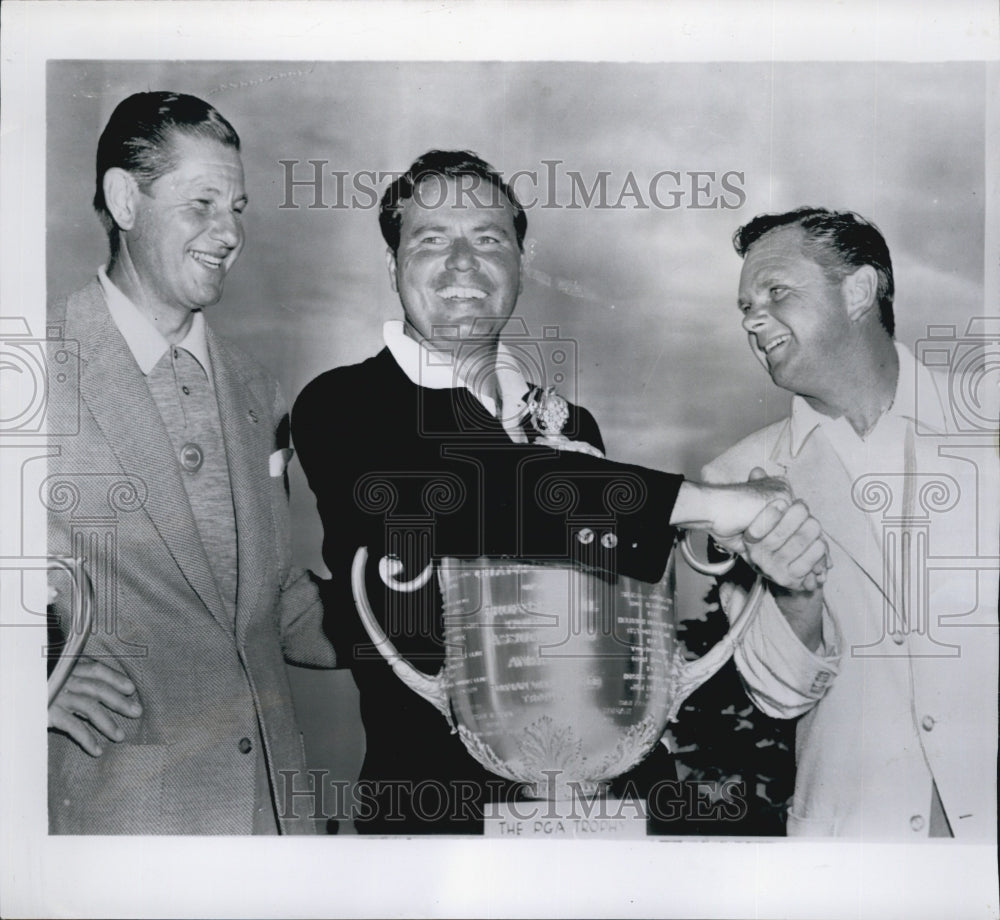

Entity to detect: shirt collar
[383,320,529,416]
[98,266,213,386]
[787,342,948,456]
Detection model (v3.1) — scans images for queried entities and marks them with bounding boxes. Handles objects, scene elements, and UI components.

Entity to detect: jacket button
[238,737,252,754]
[600,532,618,549]
[921,715,935,731]
[180,442,204,472]
[576,527,595,545]
[910,814,925,832]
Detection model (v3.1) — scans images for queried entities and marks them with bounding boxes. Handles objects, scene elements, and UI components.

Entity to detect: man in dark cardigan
[292,150,827,834]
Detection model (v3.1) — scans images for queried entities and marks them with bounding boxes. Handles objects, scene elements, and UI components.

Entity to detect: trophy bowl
[353,543,761,800]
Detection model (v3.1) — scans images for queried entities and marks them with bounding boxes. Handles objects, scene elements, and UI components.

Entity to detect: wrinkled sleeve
[270,382,337,668]
[723,582,841,719]
[278,568,338,668]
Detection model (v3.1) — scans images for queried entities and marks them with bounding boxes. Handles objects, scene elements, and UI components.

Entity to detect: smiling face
[122,132,246,317]
[386,176,523,345]
[737,226,857,402]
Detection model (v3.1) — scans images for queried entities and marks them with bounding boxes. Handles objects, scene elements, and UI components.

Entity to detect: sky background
[47,60,986,488]
[46,59,987,804]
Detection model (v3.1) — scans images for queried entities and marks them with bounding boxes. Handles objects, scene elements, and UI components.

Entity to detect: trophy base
[484,797,648,839]
[523,778,608,800]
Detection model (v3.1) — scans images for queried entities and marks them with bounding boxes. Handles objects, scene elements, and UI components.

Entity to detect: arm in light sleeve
[267,382,337,669]
[278,567,338,669]
[722,581,841,719]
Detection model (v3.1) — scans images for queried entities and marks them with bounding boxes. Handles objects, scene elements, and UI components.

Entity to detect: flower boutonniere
[524,385,604,458]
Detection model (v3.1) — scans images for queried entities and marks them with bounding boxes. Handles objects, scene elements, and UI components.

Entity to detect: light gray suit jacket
[47,279,336,834]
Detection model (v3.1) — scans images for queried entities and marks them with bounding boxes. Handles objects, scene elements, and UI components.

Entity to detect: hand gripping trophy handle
[350,536,763,730]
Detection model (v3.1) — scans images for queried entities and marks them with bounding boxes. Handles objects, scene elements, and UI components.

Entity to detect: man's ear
[385,247,399,293]
[843,264,879,322]
[103,168,139,232]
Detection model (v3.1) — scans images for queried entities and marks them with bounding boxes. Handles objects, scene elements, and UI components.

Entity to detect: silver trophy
[353,541,761,800]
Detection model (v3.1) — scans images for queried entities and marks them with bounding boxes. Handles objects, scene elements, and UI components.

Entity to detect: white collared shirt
[98,266,214,388]
[786,343,947,485]
[383,320,531,441]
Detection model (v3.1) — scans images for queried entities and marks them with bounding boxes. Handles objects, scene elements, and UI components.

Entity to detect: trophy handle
[46,557,95,706]
[351,547,452,720]
[679,531,738,576]
[665,542,766,724]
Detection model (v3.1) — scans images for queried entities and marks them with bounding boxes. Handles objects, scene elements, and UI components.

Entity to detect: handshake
[672,468,829,595]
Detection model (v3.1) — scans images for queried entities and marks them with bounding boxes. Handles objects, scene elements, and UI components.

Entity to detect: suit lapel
[773,425,886,595]
[67,281,230,630]
[209,330,271,637]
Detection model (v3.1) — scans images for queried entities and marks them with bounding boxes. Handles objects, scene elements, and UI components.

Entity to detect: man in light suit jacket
[46,92,335,834]
[704,208,998,838]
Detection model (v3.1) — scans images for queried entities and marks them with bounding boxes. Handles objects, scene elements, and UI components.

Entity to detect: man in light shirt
[46,92,335,833]
[705,207,999,838]
[292,150,827,833]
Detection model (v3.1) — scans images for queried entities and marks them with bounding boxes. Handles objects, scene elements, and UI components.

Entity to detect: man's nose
[445,238,478,271]
[741,301,769,333]
[210,209,242,249]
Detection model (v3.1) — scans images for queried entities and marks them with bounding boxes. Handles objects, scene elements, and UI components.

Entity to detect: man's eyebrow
[471,221,512,235]
[184,181,247,201]
[736,269,775,309]
[747,270,781,287]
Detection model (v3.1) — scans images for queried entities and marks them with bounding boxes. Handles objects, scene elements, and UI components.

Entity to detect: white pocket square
[269,448,294,477]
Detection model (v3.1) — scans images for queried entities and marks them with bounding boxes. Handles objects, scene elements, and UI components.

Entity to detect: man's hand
[48,658,142,756]
[671,474,793,548]
[741,469,829,651]
[743,496,829,593]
